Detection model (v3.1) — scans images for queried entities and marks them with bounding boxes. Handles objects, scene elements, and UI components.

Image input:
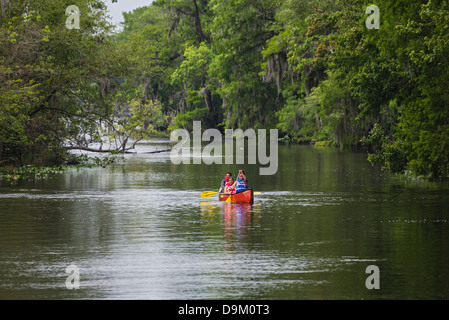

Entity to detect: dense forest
[1,0,448,179]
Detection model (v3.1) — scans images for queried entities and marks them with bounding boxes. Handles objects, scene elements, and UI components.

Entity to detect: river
[1,140,448,299]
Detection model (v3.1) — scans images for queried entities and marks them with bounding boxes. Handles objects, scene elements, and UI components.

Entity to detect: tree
[0,0,132,165]
[209,0,280,129]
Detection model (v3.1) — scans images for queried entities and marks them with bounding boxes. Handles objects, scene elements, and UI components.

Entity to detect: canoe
[219,189,254,204]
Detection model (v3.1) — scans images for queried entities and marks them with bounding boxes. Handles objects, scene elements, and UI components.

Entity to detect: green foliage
[2,0,448,180]
[361,124,407,173]
[171,42,212,91]
[265,0,449,178]
[172,108,209,131]
[314,140,334,148]
[391,1,449,179]
[209,0,280,129]
[1,154,123,184]
[0,0,133,166]
[110,98,168,152]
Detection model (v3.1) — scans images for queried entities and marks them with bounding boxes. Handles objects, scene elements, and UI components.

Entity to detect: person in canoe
[219,172,233,193]
[224,177,236,194]
[228,169,248,193]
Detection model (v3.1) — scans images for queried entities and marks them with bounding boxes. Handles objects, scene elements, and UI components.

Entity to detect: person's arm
[219,179,226,192]
[240,172,247,184]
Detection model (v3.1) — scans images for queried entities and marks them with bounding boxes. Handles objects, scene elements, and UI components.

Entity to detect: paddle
[200,191,219,199]
[201,191,260,198]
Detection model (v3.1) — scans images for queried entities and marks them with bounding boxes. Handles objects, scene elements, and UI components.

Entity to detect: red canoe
[219,189,254,204]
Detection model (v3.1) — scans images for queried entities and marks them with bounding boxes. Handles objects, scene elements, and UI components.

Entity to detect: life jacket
[235,178,247,193]
[225,181,235,193]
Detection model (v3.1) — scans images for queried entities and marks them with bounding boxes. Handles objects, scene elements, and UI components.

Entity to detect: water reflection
[200,201,262,252]
[222,202,253,251]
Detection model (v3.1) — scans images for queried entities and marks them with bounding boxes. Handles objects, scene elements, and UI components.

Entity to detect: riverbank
[0,154,123,184]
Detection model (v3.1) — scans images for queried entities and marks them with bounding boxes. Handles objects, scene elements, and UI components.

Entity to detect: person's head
[226,172,232,179]
[228,177,234,185]
[238,169,245,179]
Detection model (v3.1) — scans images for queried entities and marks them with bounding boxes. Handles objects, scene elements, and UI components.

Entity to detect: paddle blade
[201,191,218,199]
[254,192,261,195]
[226,194,232,203]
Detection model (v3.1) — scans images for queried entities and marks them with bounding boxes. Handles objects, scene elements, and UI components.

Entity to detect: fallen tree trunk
[65,146,172,154]
[140,148,173,154]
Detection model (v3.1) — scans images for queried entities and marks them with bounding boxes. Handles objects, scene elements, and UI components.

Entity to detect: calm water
[1,141,449,300]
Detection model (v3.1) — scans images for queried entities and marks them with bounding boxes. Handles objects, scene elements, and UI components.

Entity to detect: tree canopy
[1,0,449,179]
